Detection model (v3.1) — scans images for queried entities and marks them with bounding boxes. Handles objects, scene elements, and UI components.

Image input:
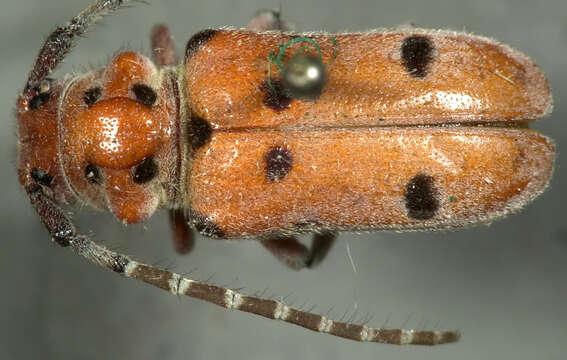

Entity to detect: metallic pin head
[282,53,326,100]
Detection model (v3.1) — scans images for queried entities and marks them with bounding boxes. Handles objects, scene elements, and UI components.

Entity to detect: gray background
[1,0,565,359]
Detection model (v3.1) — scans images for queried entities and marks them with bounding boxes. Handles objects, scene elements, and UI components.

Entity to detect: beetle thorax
[55,51,180,223]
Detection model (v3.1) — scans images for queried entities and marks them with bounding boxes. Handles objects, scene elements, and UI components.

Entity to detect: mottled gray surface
[1,0,565,359]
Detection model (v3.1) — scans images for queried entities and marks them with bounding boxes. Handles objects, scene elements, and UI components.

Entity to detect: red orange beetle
[17,0,554,345]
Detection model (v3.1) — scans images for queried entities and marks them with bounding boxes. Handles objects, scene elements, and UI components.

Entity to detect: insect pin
[17,0,554,345]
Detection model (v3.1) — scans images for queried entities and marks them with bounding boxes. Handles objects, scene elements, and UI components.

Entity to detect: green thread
[328,37,338,67]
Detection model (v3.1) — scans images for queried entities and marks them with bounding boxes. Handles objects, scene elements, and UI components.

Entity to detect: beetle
[16,0,554,345]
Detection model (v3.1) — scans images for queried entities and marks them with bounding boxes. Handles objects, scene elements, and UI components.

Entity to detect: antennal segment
[24,0,133,96]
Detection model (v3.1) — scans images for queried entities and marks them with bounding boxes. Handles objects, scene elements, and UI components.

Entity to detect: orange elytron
[16,0,554,345]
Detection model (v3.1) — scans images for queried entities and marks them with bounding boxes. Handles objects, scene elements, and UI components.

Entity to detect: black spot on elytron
[188,210,225,238]
[29,92,51,110]
[185,29,219,59]
[265,146,293,182]
[84,163,102,185]
[261,79,293,111]
[132,83,157,107]
[30,167,53,186]
[404,174,439,220]
[132,157,158,184]
[109,254,129,273]
[189,115,212,150]
[400,35,435,78]
[83,87,102,106]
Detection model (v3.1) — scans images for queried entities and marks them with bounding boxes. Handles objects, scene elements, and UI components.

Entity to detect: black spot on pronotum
[261,79,292,111]
[109,254,129,273]
[404,174,439,220]
[84,164,102,185]
[83,87,102,106]
[132,83,157,107]
[282,53,326,100]
[265,146,293,182]
[400,35,435,78]
[189,210,225,238]
[132,157,158,184]
[30,167,53,186]
[185,29,219,59]
[189,115,212,150]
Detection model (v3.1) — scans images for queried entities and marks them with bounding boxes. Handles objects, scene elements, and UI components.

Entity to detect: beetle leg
[151,24,179,66]
[261,235,310,270]
[306,231,336,268]
[261,231,336,270]
[168,209,195,254]
[246,9,292,31]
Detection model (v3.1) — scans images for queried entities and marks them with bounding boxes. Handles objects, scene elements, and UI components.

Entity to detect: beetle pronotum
[17,0,554,345]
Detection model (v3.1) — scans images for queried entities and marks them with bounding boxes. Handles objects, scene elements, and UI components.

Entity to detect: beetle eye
[132,157,158,184]
[29,79,52,110]
[30,167,54,186]
[85,164,102,184]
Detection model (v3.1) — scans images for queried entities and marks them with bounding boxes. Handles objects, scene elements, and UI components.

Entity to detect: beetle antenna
[26,181,459,345]
[24,0,134,95]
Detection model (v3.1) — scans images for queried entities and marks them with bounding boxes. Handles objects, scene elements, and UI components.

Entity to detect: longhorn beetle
[17,0,554,345]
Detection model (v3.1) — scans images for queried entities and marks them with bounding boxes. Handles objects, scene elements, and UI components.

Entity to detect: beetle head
[18,51,179,224]
[17,78,73,204]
